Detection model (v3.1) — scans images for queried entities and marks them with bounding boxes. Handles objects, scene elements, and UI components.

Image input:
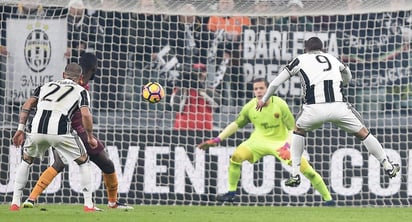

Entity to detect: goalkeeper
[198,78,334,205]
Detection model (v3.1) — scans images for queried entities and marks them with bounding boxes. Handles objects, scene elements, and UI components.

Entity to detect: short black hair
[305,37,323,51]
[79,52,97,81]
[253,78,269,87]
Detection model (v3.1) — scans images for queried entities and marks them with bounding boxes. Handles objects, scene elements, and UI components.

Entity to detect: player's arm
[17,85,41,129]
[79,89,97,148]
[80,106,97,148]
[17,97,38,129]
[198,104,250,150]
[256,68,292,111]
[80,106,93,136]
[340,64,352,86]
[197,122,239,150]
[257,58,299,111]
[13,87,40,147]
[262,69,290,103]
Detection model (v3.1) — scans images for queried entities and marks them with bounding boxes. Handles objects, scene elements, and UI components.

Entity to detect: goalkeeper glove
[197,137,221,150]
[278,142,291,160]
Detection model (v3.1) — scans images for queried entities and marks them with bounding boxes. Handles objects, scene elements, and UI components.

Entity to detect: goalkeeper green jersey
[235,96,295,142]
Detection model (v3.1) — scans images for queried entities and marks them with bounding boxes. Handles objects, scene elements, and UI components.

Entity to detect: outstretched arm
[217,122,239,141]
[262,69,291,103]
[197,122,239,150]
[256,69,291,111]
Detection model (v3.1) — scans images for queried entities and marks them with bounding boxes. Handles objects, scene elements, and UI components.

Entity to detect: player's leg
[90,151,117,204]
[89,150,133,209]
[53,134,99,212]
[286,105,324,187]
[272,142,334,205]
[299,158,334,205]
[11,133,49,211]
[81,131,133,209]
[229,145,253,191]
[23,148,65,208]
[10,153,34,211]
[356,127,400,177]
[74,153,98,212]
[217,144,253,202]
[80,131,118,202]
[336,103,400,178]
[286,129,306,186]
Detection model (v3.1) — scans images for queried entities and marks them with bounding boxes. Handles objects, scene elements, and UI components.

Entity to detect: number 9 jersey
[285,51,352,105]
[30,79,91,135]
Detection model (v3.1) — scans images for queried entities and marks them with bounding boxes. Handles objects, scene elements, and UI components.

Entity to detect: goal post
[1,0,412,206]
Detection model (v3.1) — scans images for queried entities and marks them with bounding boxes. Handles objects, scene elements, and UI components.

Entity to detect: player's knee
[51,161,65,172]
[74,154,89,165]
[100,161,115,174]
[90,152,115,173]
[293,128,306,137]
[231,151,251,163]
[51,150,65,172]
[231,145,253,163]
[299,158,316,178]
[231,149,249,162]
[355,127,369,140]
[230,153,244,163]
[22,154,34,164]
[94,157,115,174]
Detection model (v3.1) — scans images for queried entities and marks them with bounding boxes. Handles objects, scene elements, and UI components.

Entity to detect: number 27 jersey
[285,51,347,105]
[31,79,91,135]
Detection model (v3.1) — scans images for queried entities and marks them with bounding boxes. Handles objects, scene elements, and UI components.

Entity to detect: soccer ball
[142,82,165,103]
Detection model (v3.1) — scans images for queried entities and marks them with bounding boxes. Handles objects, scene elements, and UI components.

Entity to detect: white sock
[291,133,305,176]
[11,161,31,206]
[362,134,391,170]
[79,161,94,208]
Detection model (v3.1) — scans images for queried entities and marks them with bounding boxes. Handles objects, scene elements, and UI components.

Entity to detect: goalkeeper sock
[291,133,305,175]
[29,167,58,201]
[79,161,93,207]
[300,159,332,201]
[362,134,392,170]
[103,172,119,203]
[11,161,31,206]
[228,159,242,192]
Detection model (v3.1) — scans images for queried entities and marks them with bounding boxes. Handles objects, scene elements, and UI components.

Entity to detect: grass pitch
[1,204,410,222]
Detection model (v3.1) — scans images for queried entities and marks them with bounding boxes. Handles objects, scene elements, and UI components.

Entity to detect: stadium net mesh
[1,0,412,206]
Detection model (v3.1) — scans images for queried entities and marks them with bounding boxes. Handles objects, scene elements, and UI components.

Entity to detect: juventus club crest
[24,28,52,72]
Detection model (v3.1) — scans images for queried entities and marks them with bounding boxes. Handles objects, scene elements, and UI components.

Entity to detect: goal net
[1,0,412,207]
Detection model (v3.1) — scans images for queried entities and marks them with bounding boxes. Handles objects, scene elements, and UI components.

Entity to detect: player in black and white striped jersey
[30,78,90,135]
[22,53,133,210]
[10,63,99,212]
[256,36,400,188]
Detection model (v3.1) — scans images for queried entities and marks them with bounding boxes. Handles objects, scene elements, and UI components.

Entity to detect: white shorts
[23,132,87,162]
[296,102,365,133]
